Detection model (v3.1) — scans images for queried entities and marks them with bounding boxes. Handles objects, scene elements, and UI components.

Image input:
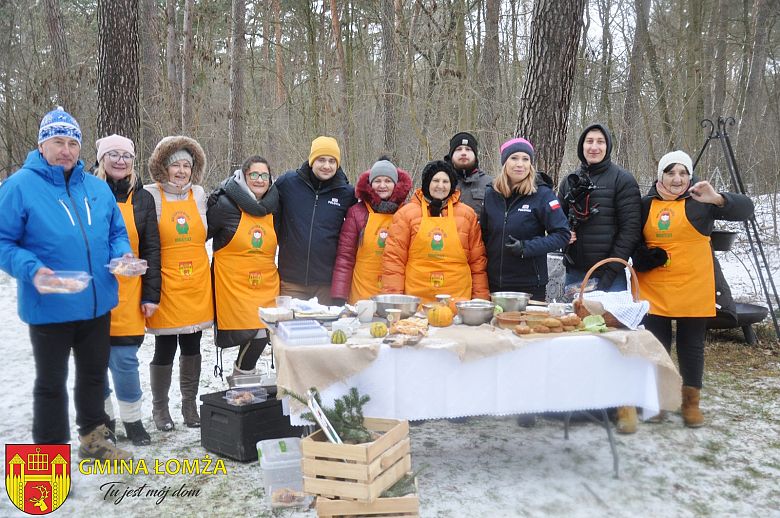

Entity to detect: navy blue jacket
[480,176,570,291]
[276,162,356,285]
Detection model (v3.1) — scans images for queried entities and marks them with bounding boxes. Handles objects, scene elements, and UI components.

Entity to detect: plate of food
[34,271,92,294]
[383,333,424,348]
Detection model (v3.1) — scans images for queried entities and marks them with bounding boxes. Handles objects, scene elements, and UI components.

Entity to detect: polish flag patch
[549,199,561,210]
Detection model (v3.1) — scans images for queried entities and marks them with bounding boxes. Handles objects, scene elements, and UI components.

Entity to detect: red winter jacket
[331,168,413,301]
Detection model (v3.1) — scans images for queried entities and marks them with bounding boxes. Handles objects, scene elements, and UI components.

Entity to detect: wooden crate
[315,475,419,518]
[302,417,411,503]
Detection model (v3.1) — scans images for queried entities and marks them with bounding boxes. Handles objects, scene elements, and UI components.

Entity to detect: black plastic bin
[200,390,304,462]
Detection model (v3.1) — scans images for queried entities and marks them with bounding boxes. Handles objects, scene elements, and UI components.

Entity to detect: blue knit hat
[38,106,82,146]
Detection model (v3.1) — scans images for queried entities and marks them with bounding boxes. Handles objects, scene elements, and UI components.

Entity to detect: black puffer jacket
[634,179,754,322]
[275,162,356,285]
[207,170,281,252]
[107,176,162,345]
[558,124,641,289]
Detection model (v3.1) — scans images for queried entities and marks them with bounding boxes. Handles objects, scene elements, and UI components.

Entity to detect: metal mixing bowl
[372,294,421,318]
[490,291,531,312]
[456,300,496,326]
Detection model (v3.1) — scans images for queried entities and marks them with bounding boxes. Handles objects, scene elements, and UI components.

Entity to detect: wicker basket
[572,258,640,328]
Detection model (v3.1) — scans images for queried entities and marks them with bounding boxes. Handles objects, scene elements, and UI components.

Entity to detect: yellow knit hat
[308,136,341,167]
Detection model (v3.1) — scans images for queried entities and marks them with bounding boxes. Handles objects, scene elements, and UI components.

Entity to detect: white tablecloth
[284,335,664,426]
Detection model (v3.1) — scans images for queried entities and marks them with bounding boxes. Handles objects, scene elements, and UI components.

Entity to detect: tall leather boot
[681,386,704,428]
[180,354,202,428]
[616,406,638,434]
[150,363,175,431]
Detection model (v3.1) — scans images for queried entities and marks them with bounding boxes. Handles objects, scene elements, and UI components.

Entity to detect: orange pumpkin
[427,304,454,327]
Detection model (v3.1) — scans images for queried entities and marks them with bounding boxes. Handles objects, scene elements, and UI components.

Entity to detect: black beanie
[448,132,478,160]
[421,160,458,200]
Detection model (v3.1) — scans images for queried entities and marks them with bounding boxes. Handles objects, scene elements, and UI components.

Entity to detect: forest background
[1,0,779,222]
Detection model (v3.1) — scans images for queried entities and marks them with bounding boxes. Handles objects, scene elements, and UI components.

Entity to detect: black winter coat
[207,172,281,252]
[634,180,754,322]
[558,123,642,289]
[481,175,570,292]
[275,162,356,285]
[107,176,162,345]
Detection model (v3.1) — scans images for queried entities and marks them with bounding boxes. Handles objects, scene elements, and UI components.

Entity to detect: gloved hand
[331,298,347,307]
[632,245,668,272]
[505,235,525,257]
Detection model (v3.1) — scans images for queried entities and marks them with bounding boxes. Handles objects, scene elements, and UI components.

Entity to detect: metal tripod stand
[693,117,780,341]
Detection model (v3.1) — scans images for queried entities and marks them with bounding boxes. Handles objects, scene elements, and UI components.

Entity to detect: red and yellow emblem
[5,444,70,515]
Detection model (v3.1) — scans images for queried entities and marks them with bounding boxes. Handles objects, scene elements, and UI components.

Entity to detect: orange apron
[213,212,278,329]
[110,192,144,336]
[349,204,394,303]
[637,198,715,317]
[146,187,213,329]
[404,198,471,303]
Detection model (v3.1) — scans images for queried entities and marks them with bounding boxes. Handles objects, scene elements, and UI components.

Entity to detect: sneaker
[79,425,133,460]
[123,420,152,446]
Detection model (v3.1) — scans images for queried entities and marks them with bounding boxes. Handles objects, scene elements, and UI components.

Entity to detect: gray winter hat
[369,160,398,184]
[167,149,194,167]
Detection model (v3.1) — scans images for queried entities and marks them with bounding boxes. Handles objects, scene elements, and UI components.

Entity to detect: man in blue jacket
[275,136,356,305]
[0,107,133,460]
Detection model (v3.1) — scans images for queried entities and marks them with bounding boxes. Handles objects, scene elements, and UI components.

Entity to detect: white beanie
[658,150,693,182]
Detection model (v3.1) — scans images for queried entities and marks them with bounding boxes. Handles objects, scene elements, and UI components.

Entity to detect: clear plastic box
[224,387,268,406]
[257,437,310,508]
[34,271,92,294]
[107,257,148,276]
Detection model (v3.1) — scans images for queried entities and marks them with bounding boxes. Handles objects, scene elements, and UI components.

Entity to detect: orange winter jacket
[381,189,489,299]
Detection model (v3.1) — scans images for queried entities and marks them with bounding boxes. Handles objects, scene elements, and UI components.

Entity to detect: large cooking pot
[710,230,738,252]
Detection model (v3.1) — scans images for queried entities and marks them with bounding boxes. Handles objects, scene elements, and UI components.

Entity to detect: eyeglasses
[247,172,271,181]
[107,151,135,162]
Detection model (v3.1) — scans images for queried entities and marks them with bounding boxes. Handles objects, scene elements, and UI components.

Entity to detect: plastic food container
[107,257,148,276]
[224,387,268,406]
[257,437,310,508]
[34,271,92,294]
[259,307,294,323]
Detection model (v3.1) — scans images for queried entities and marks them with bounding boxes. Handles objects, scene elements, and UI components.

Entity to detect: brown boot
[645,410,667,424]
[681,386,704,427]
[79,425,132,460]
[180,354,201,428]
[150,363,175,431]
[616,406,638,434]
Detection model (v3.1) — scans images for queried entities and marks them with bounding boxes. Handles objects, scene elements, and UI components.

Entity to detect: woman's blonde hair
[95,160,137,194]
[493,161,537,198]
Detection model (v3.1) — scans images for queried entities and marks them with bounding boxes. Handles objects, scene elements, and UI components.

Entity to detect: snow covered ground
[1,196,779,517]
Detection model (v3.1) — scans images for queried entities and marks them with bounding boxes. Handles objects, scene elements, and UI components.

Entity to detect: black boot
[106,419,117,444]
[123,420,152,446]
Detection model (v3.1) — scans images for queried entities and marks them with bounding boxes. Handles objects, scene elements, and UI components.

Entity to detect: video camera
[563,172,599,228]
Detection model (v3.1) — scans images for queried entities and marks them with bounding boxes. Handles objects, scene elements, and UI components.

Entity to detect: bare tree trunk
[165,0,180,133]
[273,0,285,106]
[597,0,614,129]
[42,0,73,109]
[97,0,140,145]
[710,0,728,118]
[2,3,16,175]
[228,0,246,170]
[139,0,161,164]
[381,0,399,155]
[180,0,194,131]
[477,0,499,174]
[738,0,774,150]
[683,0,704,152]
[617,0,650,169]
[638,4,674,148]
[329,0,350,163]
[515,0,587,183]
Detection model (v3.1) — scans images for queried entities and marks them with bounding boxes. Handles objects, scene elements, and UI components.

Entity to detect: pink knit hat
[96,134,135,162]
[500,137,534,165]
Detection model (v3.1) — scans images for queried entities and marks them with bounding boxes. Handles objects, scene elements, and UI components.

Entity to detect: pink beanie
[96,134,135,162]
[500,137,535,165]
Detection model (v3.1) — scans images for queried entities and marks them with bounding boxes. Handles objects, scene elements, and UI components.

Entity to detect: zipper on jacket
[499,205,509,290]
[66,182,97,317]
[304,191,319,285]
[83,197,92,225]
[58,199,76,226]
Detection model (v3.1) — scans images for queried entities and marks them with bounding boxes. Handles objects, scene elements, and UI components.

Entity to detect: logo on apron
[657,209,672,230]
[377,228,389,249]
[430,271,444,288]
[178,261,193,276]
[249,227,264,249]
[249,271,262,288]
[173,211,190,235]
[428,228,446,251]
